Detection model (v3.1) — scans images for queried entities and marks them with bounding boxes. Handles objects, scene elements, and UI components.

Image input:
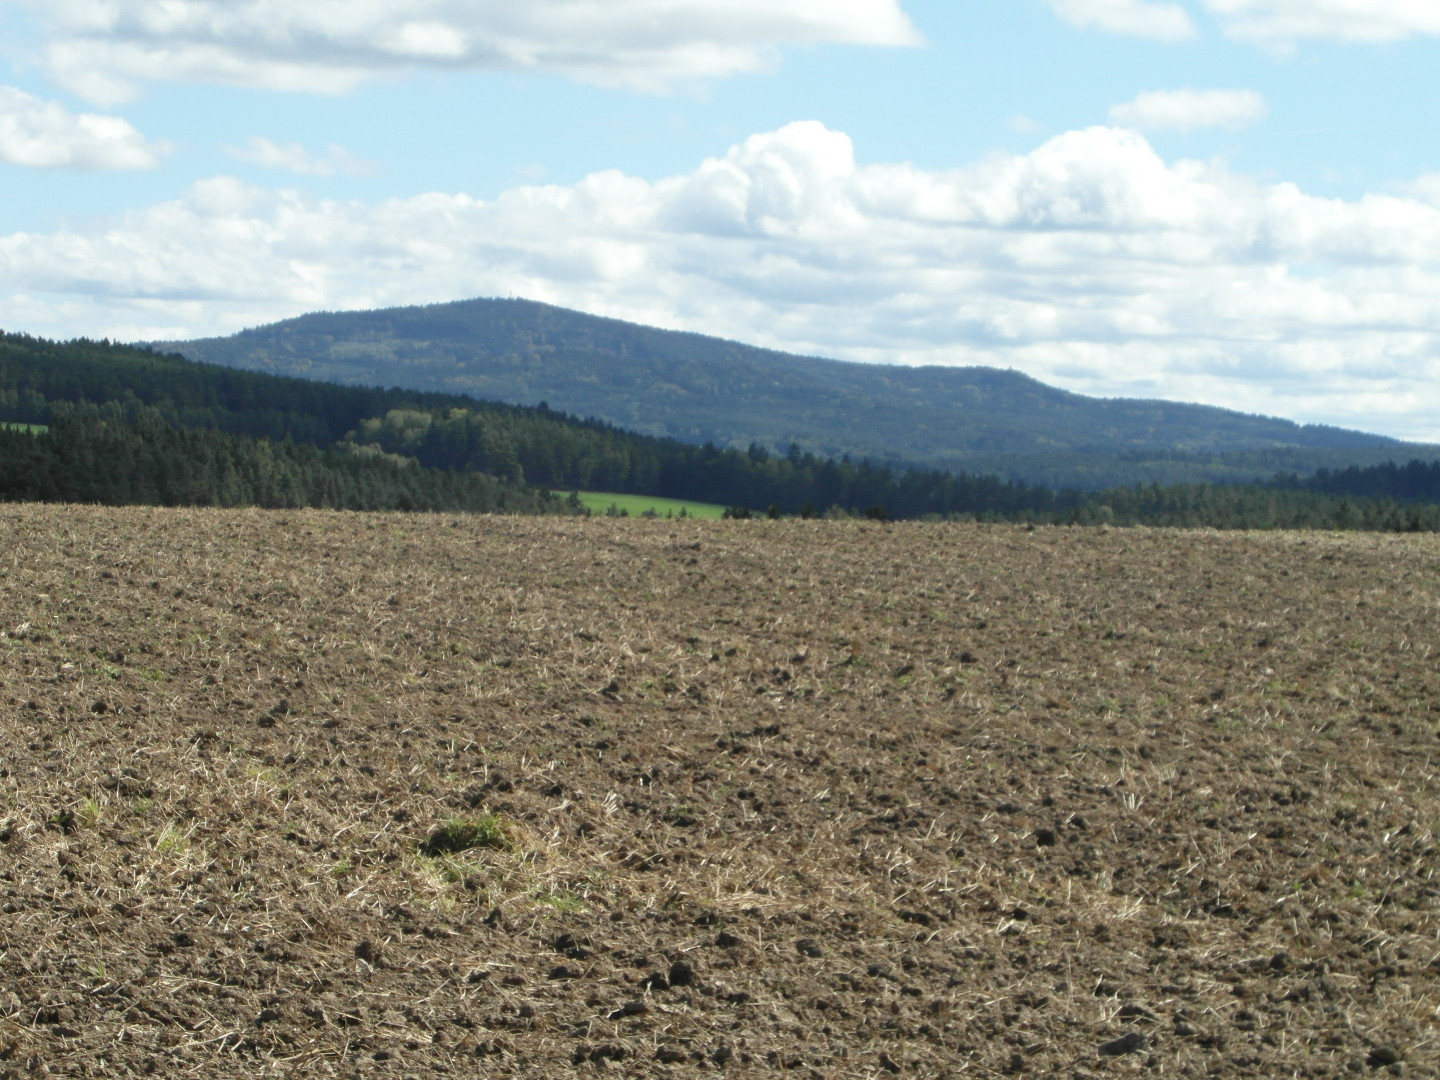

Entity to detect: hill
[4,507,1437,1077]
[0,332,563,514]
[0,331,1060,519]
[161,297,1432,487]
[5,330,1440,530]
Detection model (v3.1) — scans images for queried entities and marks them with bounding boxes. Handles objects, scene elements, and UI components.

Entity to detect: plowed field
[1,506,1437,1077]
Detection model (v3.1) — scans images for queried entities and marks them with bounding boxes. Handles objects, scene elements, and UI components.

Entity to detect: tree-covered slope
[0,404,554,514]
[161,297,1429,485]
[5,329,1439,531]
[0,330,1057,519]
[0,333,561,514]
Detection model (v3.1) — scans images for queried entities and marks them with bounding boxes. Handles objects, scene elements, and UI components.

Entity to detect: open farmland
[557,492,728,520]
[1,506,1438,1078]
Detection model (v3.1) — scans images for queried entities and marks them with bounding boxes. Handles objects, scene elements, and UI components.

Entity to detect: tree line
[1,330,1438,530]
[0,403,557,514]
[343,406,1055,519]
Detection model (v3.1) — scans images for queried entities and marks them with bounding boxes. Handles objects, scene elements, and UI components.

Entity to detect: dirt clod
[1099,1032,1148,1057]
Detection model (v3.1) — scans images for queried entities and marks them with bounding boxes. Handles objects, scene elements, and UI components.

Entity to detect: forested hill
[4,330,1440,531]
[0,333,564,514]
[161,297,1433,487]
[0,330,1058,518]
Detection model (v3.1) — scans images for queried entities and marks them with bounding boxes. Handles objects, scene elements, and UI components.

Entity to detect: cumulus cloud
[1110,88,1268,131]
[1201,0,1440,44]
[0,85,167,168]
[3,122,1440,439]
[1045,0,1196,41]
[20,0,923,104]
[222,136,376,177]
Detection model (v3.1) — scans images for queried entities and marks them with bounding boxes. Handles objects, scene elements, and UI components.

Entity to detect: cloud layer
[1050,0,1440,44]
[1110,88,1268,131]
[2,122,1439,439]
[23,0,922,103]
[0,85,167,168]
[1045,0,1196,41]
[222,136,376,177]
[1204,0,1440,44]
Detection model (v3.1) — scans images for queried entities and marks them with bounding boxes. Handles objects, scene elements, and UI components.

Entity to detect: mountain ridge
[6,328,1440,529]
[161,297,1428,487]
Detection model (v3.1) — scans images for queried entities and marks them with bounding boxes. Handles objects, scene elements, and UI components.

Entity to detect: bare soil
[1,506,1437,1078]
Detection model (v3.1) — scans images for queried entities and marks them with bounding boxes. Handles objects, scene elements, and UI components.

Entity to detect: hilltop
[161,298,1430,488]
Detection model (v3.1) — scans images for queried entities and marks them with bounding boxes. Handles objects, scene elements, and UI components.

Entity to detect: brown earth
[0,506,1437,1078]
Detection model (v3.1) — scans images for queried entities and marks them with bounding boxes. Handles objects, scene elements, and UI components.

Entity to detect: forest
[165,296,1426,487]
[2,330,1439,530]
[0,404,556,514]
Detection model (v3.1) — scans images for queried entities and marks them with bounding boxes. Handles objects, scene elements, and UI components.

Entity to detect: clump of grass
[419,814,510,857]
[154,822,192,856]
[76,797,103,828]
[429,855,489,888]
[534,889,586,913]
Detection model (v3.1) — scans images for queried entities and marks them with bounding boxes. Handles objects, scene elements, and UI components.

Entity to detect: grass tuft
[419,813,511,857]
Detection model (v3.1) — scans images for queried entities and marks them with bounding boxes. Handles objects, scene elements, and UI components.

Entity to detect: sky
[1,1,1439,442]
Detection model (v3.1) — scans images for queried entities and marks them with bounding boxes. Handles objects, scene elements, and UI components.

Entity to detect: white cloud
[1049,0,1440,45]
[1110,88,1268,131]
[1201,0,1440,44]
[1045,0,1196,41]
[1401,172,1440,208]
[3,122,1440,440]
[0,85,168,168]
[20,0,923,104]
[222,136,376,177]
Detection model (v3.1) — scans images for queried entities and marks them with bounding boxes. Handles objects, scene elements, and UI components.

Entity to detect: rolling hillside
[162,297,1431,487]
[4,330,1438,529]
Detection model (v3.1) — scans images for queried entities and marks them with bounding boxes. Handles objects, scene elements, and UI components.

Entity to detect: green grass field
[0,422,46,434]
[555,490,729,520]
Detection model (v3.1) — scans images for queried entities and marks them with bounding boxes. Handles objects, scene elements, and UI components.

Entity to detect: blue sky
[2,0,1439,441]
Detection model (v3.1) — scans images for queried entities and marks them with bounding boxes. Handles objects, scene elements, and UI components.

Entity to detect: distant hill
[0,330,1058,519]
[5,330,1439,530]
[160,297,1433,487]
